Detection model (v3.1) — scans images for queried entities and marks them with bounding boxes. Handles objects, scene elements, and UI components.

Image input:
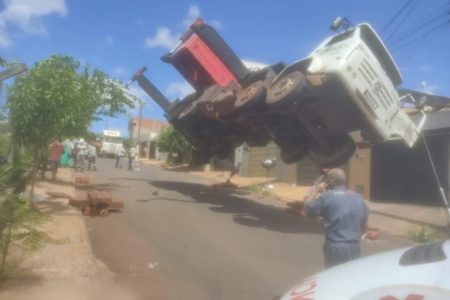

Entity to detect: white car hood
[282,240,450,300]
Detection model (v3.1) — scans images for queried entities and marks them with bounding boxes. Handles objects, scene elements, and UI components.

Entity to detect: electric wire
[392,21,449,52]
[385,1,418,44]
[380,0,414,35]
[389,2,450,45]
[396,26,449,63]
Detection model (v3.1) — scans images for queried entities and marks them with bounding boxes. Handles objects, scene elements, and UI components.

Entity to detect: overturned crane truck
[131,18,426,167]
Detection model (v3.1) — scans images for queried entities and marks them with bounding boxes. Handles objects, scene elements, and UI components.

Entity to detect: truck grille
[357,58,395,111]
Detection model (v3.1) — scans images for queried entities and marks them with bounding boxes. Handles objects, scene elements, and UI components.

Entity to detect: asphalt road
[85,158,409,300]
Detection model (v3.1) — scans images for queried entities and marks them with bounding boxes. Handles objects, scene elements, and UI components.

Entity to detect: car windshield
[104,136,121,144]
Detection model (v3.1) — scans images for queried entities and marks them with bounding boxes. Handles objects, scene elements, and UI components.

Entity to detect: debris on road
[47,188,124,217]
[81,190,124,217]
[75,176,91,188]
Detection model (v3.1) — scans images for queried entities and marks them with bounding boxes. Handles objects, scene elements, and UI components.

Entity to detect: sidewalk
[21,168,110,282]
[0,168,138,300]
[142,160,447,238]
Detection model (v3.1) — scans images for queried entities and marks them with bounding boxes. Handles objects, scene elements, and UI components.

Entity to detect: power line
[396,26,449,63]
[389,2,450,45]
[392,21,449,52]
[380,0,414,35]
[385,1,418,43]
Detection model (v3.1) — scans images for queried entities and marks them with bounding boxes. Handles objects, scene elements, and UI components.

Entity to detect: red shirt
[49,142,63,161]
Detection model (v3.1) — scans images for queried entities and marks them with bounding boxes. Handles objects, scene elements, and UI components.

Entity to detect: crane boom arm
[131,67,171,113]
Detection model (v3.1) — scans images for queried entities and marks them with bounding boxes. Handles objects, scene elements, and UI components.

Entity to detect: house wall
[348,148,371,199]
[238,142,292,178]
[371,134,449,205]
[237,133,371,195]
[247,142,280,177]
[297,157,321,186]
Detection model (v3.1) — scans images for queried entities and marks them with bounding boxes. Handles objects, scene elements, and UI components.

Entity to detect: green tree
[156,126,192,163]
[7,55,134,194]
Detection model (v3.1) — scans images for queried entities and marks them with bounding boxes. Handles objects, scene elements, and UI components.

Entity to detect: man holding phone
[302,168,369,268]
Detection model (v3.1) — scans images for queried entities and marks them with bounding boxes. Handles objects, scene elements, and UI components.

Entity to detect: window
[104,136,122,144]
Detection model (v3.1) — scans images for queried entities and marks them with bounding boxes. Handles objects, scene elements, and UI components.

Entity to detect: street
[86,158,410,300]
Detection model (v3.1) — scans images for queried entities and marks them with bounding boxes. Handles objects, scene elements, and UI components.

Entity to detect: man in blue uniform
[302,168,369,268]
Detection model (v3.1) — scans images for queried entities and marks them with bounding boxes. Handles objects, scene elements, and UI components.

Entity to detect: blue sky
[1,0,449,137]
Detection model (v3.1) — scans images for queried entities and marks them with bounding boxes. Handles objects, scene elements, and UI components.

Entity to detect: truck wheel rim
[272,77,294,97]
[237,85,257,104]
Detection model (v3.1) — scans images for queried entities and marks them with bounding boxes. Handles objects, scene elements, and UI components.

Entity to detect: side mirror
[330,17,352,32]
[416,95,427,110]
[330,17,344,31]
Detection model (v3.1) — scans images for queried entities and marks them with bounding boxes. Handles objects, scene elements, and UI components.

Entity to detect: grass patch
[409,225,435,244]
[244,184,263,193]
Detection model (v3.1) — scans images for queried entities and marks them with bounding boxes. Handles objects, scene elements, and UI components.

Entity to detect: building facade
[236,111,450,205]
[128,118,169,159]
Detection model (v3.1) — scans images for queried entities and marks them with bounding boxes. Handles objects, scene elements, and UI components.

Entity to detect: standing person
[60,139,72,167]
[49,140,63,181]
[87,142,97,171]
[71,138,77,167]
[302,168,369,268]
[128,146,137,171]
[115,147,124,168]
[75,138,88,171]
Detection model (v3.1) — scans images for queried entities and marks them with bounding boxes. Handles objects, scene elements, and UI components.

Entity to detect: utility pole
[135,101,144,171]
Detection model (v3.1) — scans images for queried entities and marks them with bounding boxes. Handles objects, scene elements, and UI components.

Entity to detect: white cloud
[105,34,114,45]
[145,27,178,50]
[0,0,67,47]
[144,5,222,50]
[165,81,194,99]
[0,29,11,47]
[183,5,201,28]
[420,81,439,95]
[242,59,269,71]
[114,67,125,75]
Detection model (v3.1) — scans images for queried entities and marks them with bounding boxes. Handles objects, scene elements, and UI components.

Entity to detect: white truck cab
[307,23,424,147]
[99,130,124,157]
[267,23,426,167]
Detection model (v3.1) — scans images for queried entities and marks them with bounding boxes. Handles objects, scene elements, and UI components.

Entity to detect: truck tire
[280,145,309,164]
[234,81,266,112]
[266,71,306,107]
[308,135,356,168]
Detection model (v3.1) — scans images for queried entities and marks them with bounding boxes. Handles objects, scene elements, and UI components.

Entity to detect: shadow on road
[146,180,323,235]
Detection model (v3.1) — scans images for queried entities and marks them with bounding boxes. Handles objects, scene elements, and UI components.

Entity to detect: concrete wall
[348,148,371,199]
[236,142,296,181]
[236,135,371,193]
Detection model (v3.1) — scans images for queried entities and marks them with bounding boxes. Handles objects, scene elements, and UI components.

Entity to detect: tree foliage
[8,55,134,151]
[156,126,192,156]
